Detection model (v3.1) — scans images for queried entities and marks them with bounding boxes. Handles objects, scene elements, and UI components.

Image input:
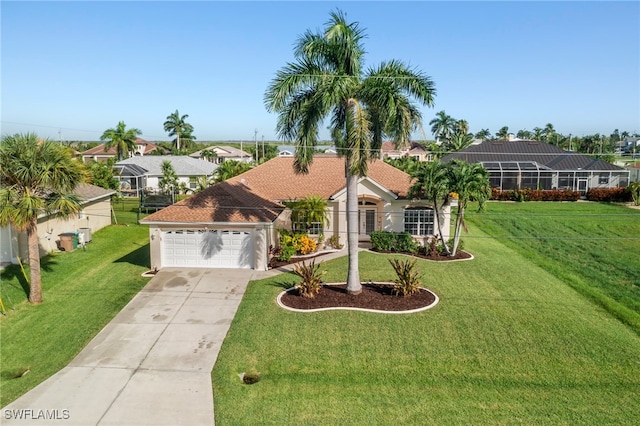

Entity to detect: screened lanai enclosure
[484,161,629,193]
[442,140,630,195]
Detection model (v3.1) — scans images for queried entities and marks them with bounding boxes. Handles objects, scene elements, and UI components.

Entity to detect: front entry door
[577,178,588,194]
[358,208,376,236]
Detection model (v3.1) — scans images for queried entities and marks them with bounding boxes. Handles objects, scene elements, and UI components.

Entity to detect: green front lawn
[0,202,151,406]
[212,203,640,424]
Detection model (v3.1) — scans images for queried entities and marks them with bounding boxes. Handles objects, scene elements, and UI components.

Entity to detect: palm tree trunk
[451,206,464,256]
[433,201,451,256]
[345,170,362,295]
[27,220,43,304]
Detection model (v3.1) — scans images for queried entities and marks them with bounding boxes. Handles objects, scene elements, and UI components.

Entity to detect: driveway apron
[2,268,254,426]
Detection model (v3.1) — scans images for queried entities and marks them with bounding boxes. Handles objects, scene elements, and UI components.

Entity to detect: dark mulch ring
[280,283,437,312]
[268,252,330,269]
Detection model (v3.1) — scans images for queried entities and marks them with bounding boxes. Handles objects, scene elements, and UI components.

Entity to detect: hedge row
[490,187,633,202]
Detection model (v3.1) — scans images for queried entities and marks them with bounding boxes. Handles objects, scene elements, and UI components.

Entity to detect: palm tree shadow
[0,256,59,297]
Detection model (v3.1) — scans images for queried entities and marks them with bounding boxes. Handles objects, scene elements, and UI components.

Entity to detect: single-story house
[0,184,115,266]
[189,145,252,164]
[140,155,452,271]
[442,140,630,194]
[81,138,164,164]
[114,156,218,195]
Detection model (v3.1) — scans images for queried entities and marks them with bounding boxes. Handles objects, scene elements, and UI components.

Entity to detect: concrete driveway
[2,268,256,426]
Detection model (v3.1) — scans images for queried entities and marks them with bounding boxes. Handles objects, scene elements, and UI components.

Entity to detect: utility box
[59,232,79,252]
[78,227,92,243]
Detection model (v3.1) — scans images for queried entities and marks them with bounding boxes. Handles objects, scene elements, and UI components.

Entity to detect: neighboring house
[115,156,218,194]
[0,184,115,266]
[442,140,630,194]
[189,145,252,164]
[627,161,640,182]
[380,141,431,162]
[278,148,294,157]
[140,155,452,271]
[81,138,163,164]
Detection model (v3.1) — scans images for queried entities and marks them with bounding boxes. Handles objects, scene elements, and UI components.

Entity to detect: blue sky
[2,1,639,142]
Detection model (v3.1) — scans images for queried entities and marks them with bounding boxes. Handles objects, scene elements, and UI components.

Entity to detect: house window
[404,207,434,236]
[598,174,610,185]
[189,177,197,189]
[292,214,323,235]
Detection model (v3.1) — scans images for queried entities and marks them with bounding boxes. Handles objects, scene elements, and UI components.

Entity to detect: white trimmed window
[404,207,434,236]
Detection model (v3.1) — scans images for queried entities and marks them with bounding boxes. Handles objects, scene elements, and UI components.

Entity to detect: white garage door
[162,229,254,269]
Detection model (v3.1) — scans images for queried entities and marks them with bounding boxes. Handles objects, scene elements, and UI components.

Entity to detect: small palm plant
[292,260,325,298]
[388,258,422,297]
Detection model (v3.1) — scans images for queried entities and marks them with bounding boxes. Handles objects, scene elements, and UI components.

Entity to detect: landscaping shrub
[388,258,422,296]
[278,245,296,262]
[326,234,343,249]
[370,231,395,251]
[298,235,317,255]
[292,260,325,298]
[370,231,418,253]
[586,187,631,202]
[491,188,581,202]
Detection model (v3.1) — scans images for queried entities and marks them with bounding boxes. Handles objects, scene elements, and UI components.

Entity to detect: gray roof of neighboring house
[116,156,218,176]
[442,140,623,171]
[189,145,250,159]
[73,184,116,203]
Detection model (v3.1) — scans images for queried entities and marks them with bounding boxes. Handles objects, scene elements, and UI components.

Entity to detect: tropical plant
[290,195,330,233]
[293,260,325,298]
[0,133,85,303]
[193,175,214,192]
[384,156,422,175]
[163,109,195,151]
[495,126,510,141]
[474,128,491,141]
[446,160,490,256]
[516,129,532,139]
[408,160,451,255]
[158,160,178,194]
[214,160,252,182]
[199,149,217,163]
[429,111,456,143]
[90,158,119,190]
[629,181,640,206]
[265,9,435,294]
[532,127,544,141]
[445,132,474,153]
[100,121,141,161]
[454,119,469,136]
[543,123,555,141]
[388,258,421,296]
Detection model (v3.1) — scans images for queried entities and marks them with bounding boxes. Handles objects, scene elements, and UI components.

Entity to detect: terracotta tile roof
[227,155,412,200]
[140,181,284,224]
[140,155,413,225]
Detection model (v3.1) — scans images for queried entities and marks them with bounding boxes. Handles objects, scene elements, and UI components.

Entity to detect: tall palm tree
[446,160,490,256]
[474,128,491,141]
[100,121,141,161]
[408,160,451,255]
[454,119,469,136]
[495,126,510,141]
[516,129,532,139]
[429,111,456,143]
[163,109,195,151]
[543,123,555,141]
[0,133,85,304]
[265,9,436,294]
[532,127,544,141]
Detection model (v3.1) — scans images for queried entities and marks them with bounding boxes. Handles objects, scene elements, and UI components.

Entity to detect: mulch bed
[372,250,473,261]
[280,283,436,311]
[268,249,471,269]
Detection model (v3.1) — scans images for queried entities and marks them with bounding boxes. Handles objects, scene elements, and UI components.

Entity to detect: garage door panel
[161,229,254,269]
